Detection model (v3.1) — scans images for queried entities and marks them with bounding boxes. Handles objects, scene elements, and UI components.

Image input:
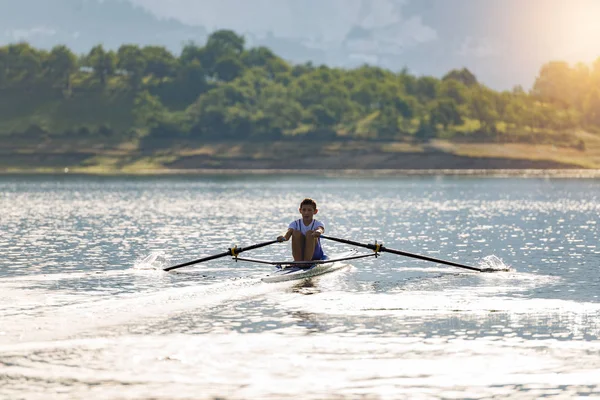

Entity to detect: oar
[320,235,489,273]
[164,239,278,272]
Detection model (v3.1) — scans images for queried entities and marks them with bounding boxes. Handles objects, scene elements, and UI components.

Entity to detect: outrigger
[163,235,508,280]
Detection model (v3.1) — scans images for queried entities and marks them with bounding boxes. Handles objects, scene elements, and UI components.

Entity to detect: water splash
[134,251,170,270]
[478,255,512,272]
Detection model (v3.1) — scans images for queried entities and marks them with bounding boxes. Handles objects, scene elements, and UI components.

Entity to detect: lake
[1,174,599,399]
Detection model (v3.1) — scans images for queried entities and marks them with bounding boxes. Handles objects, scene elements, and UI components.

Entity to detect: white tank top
[289,219,324,235]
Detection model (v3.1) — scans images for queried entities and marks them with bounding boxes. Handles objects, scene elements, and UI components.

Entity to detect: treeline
[1,29,599,148]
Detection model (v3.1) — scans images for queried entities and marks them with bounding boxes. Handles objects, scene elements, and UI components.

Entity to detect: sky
[125,0,600,60]
[2,0,599,90]
[126,0,600,88]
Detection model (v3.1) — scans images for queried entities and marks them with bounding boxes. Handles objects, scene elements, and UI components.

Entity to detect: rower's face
[299,205,317,219]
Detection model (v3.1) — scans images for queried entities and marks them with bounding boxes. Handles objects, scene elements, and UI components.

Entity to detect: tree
[141,46,176,79]
[180,42,204,65]
[0,46,7,86]
[213,55,244,82]
[439,79,468,105]
[201,30,245,75]
[374,107,400,139]
[242,47,289,79]
[206,30,245,55]
[117,44,146,89]
[254,97,303,137]
[87,45,116,86]
[415,76,439,103]
[176,59,208,101]
[351,81,379,111]
[430,98,463,130]
[46,45,77,91]
[469,87,498,133]
[584,90,600,126]
[3,43,44,86]
[308,104,336,128]
[442,68,478,87]
[532,61,574,108]
[133,90,167,128]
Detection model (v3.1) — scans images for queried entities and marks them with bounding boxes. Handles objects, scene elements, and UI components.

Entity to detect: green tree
[351,81,379,111]
[46,45,77,91]
[133,90,167,128]
[415,76,439,103]
[3,43,44,86]
[117,44,147,89]
[206,30,245,55]
[176,59,208,100]
[469,87,498,133]
[242,47,289,79]
[87,45,116,86]
[180,42,204,65]
[442,68,478,87]
[532,61,574,108]
[439,79,468,105]
[214,55,244,82]
[201,30,245,75]
[374,106,400,139]
[430,98,463,130]
[308,104,336,128]
[141,46,176,79]
[584,90,600,126]
[0,46,7,86]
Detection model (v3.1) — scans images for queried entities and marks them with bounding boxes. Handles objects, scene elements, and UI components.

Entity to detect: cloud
[126,0,421,40]
[127,0,436,56]
[457,37,501,58]
[6,26,57,41]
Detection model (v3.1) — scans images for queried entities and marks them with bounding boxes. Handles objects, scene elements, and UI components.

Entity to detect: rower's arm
[277,228,294,242]
[312,225,324,237]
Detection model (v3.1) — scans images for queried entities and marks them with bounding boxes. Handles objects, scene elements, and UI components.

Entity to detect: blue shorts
[312,239,326,260]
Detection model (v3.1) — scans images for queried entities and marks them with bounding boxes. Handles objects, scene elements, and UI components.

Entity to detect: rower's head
[299,198,318,219]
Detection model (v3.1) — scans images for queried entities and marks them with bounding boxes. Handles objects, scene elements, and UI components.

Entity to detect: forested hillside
[1,29,599,171]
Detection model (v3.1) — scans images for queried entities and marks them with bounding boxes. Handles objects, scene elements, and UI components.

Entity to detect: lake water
[1,174,599,399]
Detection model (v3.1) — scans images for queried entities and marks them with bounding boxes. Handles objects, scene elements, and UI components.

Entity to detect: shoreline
[2,168,600,178]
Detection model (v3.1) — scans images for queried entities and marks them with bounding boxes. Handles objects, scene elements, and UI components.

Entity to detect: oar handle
[321,235,484,273]
[237,239,279,254]
[164,239,279,272]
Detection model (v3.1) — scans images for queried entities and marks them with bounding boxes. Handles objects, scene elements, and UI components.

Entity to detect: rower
[277,198,326,262]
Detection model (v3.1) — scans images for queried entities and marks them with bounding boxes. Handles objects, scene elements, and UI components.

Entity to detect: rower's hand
[308,230,322,238]
[277,236,287,242]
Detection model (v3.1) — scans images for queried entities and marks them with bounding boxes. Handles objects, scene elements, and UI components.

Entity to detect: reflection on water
[1,175,600,398]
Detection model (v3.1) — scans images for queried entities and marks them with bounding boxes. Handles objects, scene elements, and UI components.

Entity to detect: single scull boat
[163,235,508,275]
[232,249,377,283]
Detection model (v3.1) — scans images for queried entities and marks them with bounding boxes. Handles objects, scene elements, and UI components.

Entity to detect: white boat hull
[261,251,355,283]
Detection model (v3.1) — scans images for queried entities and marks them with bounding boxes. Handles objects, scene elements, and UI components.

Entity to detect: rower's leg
[291,230,305,261]
[304,231,317,261]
